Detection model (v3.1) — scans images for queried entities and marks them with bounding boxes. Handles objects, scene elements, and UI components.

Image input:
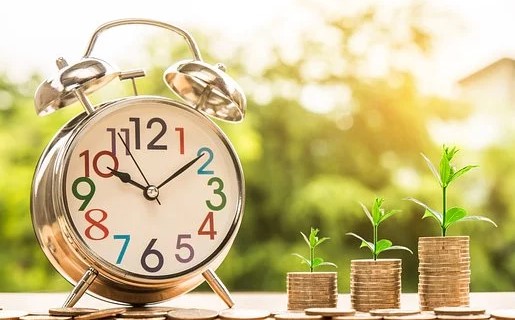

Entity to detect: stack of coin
[350,259,402,312]
[287,272,338,311]
[418,236,470,311]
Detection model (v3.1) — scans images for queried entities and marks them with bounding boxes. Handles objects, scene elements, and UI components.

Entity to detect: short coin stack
[434,307,489,320]
[287,272,338,311]
[418,237,470,311]
[350,259,402,312]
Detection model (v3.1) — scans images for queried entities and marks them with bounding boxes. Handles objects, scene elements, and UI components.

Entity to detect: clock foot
[202,269,235,308]
[62,267,98,307]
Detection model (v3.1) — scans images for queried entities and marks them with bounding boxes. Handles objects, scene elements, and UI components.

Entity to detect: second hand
[117,132,161,205]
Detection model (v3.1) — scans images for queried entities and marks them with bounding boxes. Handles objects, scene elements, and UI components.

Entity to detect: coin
[436,315,490,320]
[75,308,126,320]
[20,317,71,320]
[275,313,323,320]
[333,313,382,320]
[49,308,99,317]
[433,307,485,316]
[167,309,218,320]
[218,309,270,320]
[0,311,29,320]
[369,309,421,316]
[304,308,355,317]
[490,310,515,320]
[384,313,437,320]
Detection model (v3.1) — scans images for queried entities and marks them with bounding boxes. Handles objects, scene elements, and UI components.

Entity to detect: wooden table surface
[0,292,514,314]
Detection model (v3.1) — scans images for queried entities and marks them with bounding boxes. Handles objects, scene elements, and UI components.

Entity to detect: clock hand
[157,153,205,189]
[107,167,147,191]
[118,133,161,205]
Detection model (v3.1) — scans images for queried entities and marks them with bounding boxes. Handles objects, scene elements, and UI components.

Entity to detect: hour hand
[108,167,146,191]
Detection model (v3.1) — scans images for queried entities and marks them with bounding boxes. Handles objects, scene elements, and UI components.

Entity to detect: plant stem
[310,245,314,272]
[442,186,447,237]
[373,224,378,261]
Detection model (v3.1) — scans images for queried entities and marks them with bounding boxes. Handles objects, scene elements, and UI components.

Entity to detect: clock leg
[62,267,98,307]
[202,269,235,308]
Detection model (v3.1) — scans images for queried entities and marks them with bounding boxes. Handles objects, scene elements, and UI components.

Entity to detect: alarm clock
[30,19,246,307]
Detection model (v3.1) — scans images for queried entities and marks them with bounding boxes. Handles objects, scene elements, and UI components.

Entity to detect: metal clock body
[30,19,246,307]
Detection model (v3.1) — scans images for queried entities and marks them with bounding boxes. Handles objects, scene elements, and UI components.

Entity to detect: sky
[0,0,514,97]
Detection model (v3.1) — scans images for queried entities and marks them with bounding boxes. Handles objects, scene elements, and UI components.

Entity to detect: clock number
[79,150,118,178]
[84,209,109,240]
[175,127,185,154]
[147,118,167,150]
[175,234,195,263]
[72,177,96,211]
[113,234,130,264]
[107,128,130,155]
[197,212,217,240]
[197,147,214,175]
[141,238,164,272]
[206,177,226,210]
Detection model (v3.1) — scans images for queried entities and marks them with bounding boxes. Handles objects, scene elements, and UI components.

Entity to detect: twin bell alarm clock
[31,18,246,307]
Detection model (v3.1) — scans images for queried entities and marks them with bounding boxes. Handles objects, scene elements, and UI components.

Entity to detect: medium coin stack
[287,272,338,311]
[418,236,470,311]
[350,259,402,312]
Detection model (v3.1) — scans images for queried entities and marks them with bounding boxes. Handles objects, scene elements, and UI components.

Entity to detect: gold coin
[369,309,421,316]
[167,309,218,320]
[75,308,126,320]
[20,317,71,320]
[384,313,437,320]
[219,309,270,320]
[287,273,337,278]
[433,307,485,316]
[0,311,29,320]
[436,315,490,320]
[351,259,401,265]
[275,312,323,320]
[304,308,355,316]
[49,308,99,317]
[490,310,515,320]
[333,313,382,320]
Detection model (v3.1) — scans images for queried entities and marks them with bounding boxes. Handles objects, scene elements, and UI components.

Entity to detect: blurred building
[431,57,515,149]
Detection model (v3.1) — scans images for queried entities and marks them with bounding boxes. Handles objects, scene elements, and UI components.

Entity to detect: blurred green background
[1,1,514,294]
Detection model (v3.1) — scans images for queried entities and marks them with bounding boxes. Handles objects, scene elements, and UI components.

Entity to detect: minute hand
[157,153,205,189]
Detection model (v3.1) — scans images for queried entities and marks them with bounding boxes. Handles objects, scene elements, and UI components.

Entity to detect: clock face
[63,98,243,278]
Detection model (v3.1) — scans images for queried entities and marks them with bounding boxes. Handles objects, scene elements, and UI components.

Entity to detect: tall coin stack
[286,272,338,311]
[350,259,402,312]
[418,236,470,311]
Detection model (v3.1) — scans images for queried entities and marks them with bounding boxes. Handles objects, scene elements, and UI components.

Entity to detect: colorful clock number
[141,238,164,273]
[113,234,130,264]
[198,212,217,240]
[72,177,96,211]
[84,209,109,240]
[175,234,194,263]
[206,177,226,211]
[79,150,118,178]
[197,147,214,175]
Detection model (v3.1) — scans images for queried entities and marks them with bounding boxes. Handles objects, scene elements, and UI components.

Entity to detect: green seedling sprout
[347,197,413,260]
[406,145,497,236]
[292,227,337,272]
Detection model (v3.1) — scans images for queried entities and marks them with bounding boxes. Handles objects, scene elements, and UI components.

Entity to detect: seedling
[292,227,337,272]
[406,145,497,236]
[347,197,412,260]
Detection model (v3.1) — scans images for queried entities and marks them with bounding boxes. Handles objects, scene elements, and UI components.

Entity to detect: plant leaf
[372,198,384,225]
[444,207,467,228]
[382,245,414,255]
[312,257,324,269]
[292,253,310,266]
[346,232,374,252]
[375,239,392,255]
[315,237,330,248]
[378,209,400,225]
[318,261,338,268]
[457,215,498,227]
[359,202,374,226]
[405,197,443,225]
[440,150,452,187]
[309,227,319,248]
[421,153,441,186]
[449,165,477,184]
[300,231,310,247]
